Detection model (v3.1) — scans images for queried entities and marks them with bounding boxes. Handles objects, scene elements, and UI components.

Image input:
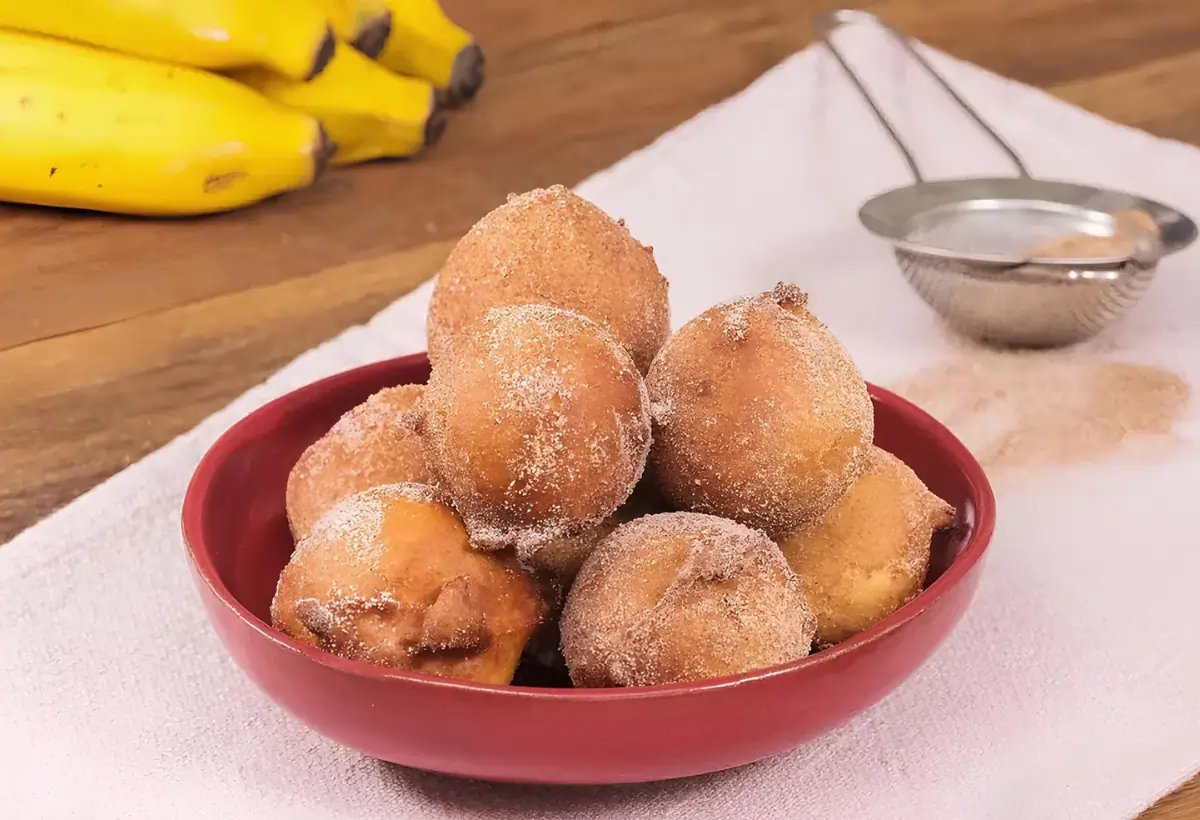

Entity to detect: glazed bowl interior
[189,352,989,687]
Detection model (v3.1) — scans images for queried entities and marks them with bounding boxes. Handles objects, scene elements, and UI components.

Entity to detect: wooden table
[1,0,1197,815]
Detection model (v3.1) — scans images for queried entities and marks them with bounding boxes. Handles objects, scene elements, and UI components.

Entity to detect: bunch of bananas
[0,0,483,216]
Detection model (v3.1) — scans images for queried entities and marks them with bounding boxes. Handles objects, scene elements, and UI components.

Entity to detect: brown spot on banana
[203,172,248,193]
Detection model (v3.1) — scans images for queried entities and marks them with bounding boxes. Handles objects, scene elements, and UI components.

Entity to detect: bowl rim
[182,351,996,702]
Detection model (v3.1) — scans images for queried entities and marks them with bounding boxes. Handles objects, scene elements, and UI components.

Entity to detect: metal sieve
[815,9,1197,348]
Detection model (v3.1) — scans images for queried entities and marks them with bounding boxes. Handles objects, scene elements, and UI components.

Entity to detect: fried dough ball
[560,512,816,687]
[423,303,652,551]
[271,483,545,683]
[779,447,955,646]
[427,185,670,373]
[285,385,437,541]
[647,283,873,538]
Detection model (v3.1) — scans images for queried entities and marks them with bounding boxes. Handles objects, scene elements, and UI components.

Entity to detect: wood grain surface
[0,0,1197,815]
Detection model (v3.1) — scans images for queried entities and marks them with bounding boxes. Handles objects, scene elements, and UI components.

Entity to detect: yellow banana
[312,0,393,58]
[0,29,331,216]
[232,39,444,166]
[0,0,336,81]
[376,0,484,107]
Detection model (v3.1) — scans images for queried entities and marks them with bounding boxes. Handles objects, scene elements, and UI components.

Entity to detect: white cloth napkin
[4,27,1200,820]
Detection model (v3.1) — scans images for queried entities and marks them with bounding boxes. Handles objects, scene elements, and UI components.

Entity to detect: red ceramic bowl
[182,352,995,785]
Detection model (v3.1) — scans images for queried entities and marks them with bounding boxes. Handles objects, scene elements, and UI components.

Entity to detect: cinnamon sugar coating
[426,185,670,373]
[779,446,955,646]
[647,283,874,537]
[271,483,545,683]
[285,385,437,541]
[560,512,816,687]
[422,304,652,550]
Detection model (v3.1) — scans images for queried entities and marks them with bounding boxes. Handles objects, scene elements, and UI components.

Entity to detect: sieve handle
[813,9,1030,182]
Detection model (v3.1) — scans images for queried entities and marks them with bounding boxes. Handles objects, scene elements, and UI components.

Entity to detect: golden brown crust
[271,483,545,684]
[422,303,652,551]
[426,185,670,373]
[647,283,874,538]
[779,446,955,646]
[285,385,437,541]
[560,512,816,687]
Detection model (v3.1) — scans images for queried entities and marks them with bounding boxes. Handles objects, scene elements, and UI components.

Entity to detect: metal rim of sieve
[814,9,1197,269]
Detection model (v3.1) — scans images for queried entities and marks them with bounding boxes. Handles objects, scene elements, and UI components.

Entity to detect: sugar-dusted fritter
[647,283,874,537]
[560,512,816,687]
[779,446,955,646]
[285,385,436,541]
[427,185,670,373]
[422,303,652,550]
[272,483,545,683]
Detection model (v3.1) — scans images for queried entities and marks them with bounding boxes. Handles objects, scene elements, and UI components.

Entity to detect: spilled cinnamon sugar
[892,344,1190,479]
